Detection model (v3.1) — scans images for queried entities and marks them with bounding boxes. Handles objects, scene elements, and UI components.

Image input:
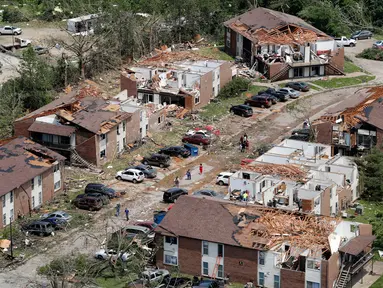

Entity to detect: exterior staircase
[270,63,291,82]
[70,148,102,173]
[326,62,345,76]
[335,265,351,288]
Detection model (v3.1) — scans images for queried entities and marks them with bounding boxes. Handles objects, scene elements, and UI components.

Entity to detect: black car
[163,187,188,203]
[351,30,373,40]
[22,221,55,236]
[258,93,277,104]
[285,82,310,92]
[85,183,116,199]
[229,104,253,117]
[76,193,109,205]
[159,146,191,158]
[167,277,191,288]
[142,154,171,168]
[40,218,67,230]
[259,88,289,102]
[126,164,157,178]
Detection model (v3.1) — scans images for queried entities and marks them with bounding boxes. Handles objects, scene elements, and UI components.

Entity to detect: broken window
[194,94,200,104]
[54,180,61,191]
[165,236,177,245]
[293,68,303,77]
[143,93,154,103]
[53,164,60,173]
[202,241,209,255]
[158,117,161,124]
[100,149,106,159]
[307,259,321,270]
[259,251,265,265]
[350,224,358,233]
[242,173,250,180]
[117,126,120,135]
[218,244,223,257]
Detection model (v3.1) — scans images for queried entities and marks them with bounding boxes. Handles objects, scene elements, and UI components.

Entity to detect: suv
[285,82,310,92]
[158,146,191,158]
[141,269,170,285]
[73,196,103,211]
[75,193,109,205]
[142,154,171,168]
[163,187,188,203]
[351,30,372,40]
[85,183,116,199]
[22,221,55,236]
[216,172,234,185]
[126,164,157,178]
[229,104,253,117]
[116,168,145,183]
[244,95,272,108]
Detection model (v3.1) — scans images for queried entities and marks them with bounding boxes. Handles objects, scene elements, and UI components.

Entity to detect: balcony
[34,140,71,151]
[351,252,374,275]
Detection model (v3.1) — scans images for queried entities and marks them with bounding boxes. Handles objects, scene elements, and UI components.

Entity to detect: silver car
[279,88,300,99]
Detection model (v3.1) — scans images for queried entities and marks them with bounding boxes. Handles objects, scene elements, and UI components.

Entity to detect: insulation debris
[242,164,307,180]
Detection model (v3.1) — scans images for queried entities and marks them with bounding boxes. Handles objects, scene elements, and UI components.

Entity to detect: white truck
[1,37,31,51]
[335,36,356,47]
[0,26,22,35]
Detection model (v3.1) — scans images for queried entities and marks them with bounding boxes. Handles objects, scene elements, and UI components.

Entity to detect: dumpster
[154,210,167,224]
[184,143,199,156]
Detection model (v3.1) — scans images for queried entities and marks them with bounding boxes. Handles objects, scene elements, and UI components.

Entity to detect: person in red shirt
[199,163,203,174]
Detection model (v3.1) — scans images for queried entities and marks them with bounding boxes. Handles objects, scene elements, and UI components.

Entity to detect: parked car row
[22,210,72,236]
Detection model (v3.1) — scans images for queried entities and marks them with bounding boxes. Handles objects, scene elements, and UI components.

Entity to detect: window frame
[259,251,265,265]
[274,275,280,288]
[164,254,178,266]
[202,241,209,255]
[202,261,209,276]
[259,272,265,286]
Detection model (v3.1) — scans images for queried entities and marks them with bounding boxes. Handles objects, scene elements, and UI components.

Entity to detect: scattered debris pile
[139,51,211,66]
[242,164,307,181]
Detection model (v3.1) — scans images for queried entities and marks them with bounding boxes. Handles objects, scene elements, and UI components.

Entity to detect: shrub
[217,77,251,99]
[2,6,28,23]
[357,48,383,61]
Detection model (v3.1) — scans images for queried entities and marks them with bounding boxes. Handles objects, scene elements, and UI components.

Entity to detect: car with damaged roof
[22,220,55,236]
[192,189,223,198]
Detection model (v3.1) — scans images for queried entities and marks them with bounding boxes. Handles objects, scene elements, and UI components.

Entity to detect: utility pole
[10,217,13,258]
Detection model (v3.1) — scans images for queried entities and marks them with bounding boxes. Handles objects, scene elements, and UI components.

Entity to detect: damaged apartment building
[229,139,359,217]
[0,137,65,228]
[224,7,344,81]
[155,196,375,288]
[312,86,383,156]
[121,52,233,110]
[13,84,144,168]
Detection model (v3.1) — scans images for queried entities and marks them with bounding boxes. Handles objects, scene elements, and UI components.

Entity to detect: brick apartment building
[121,56,233,111]
[0,137,65,228]
[155,196,375,287]
[224,7,344,81]
[13,87,141,168]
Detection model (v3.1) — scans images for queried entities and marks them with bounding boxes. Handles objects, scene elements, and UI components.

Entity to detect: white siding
[201,241,224,278]
[31,175,43,208]
[316,40,336,51]
[330,186,338,215]
[236,33,243,57]
[305,258,322,287]
[53,164,61,192]
[1,191,14,226]
[140,110,149,138]
[163,236,178,266]
[313,196,321,215]
[117,121,125,153]
[258,251,281,288]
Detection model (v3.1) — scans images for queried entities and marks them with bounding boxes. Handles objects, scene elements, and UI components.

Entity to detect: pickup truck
[0,26,22,35]
[1,37,32,51]
[335,36,356,47]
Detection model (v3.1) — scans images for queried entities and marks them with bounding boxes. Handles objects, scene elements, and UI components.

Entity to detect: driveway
[343,38,383,83]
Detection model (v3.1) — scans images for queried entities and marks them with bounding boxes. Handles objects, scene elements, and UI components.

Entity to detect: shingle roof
[361,101,383,130]
[0,137,65,197]
[339,235,376,256]
[28,121,76,137]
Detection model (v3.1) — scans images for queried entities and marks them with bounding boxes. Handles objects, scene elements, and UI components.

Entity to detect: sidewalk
[352,261,383,288]
[177,163,214,190]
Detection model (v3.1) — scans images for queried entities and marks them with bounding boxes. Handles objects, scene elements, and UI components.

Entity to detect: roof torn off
[242,163,307,181]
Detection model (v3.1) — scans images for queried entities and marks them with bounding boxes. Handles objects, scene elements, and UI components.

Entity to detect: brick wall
[14,118,35,137]
[120,73,138,97]
[376,128,383,149]
[125,111,141,144]
[230,29,237,57]
[321,187,331,217]
[326,252,340,288]
[102,128,117,166]
[219,62,233,90]
[338,187,352,210]
[329,47,345,72]
[15,182,32,219]
[224,245,258,283]
[321,259,328,288]
[359,224,373,236]
[177,237,202,276]
[198,72,213,109]
[280,268,305,288]
[42,167,54,205]
[76,135,98,166]
[313,122,333,145]
[75,129,94,146]
[302,199,313,212]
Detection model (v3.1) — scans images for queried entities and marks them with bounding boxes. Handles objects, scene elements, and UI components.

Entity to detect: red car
[182,134,211,145]
[133,221,158,231]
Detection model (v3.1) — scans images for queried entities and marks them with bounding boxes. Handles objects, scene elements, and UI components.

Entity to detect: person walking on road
[115,203,121,217]
[125,208,130,221]
[186,169,191,180]
[199,163,203,175]
[174,176,180,187]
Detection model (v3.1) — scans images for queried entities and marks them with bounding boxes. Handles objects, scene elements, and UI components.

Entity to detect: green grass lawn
[199,85,265,121]
[371,275,383,288]
[344,60,363,73]
[195,46,234,61]
[311,75,375,89]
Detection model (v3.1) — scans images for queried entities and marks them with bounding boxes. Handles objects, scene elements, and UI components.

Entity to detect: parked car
[142,154,171,168]
[0,26,22,35]
[40,218,67,230]
[158,146,191,158]
[76,193,109,205]
[229,104,253,117]
[289,128,312,141]
[133,221,158,231]
[94,248,133,262]
[373,40,383,49]
[351,30,372,40]
[141,268,170,284]
[182,134,211,146]
[116,168,145,183]
[126,164,157,178]
[73,196,103,211]
[34,46,48,55]
[85,183,116,199]
[279,88,300,99]
[192,189,223,198]
[22,221,55,236]
[260,88,289,102]
[185,130,211,137]
[244,95,272,108]
[335,36,357,47]
[216,172,234,185]
[192,279,224,288]
[167,277,191,288]
[116,225,155,244]
[40,211,72,222]
[163,187,188,203]
[285,82,310,92]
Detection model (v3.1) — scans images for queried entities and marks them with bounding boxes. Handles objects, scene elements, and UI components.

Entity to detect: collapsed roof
[224,7,331,45]
[0,137,65,197]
